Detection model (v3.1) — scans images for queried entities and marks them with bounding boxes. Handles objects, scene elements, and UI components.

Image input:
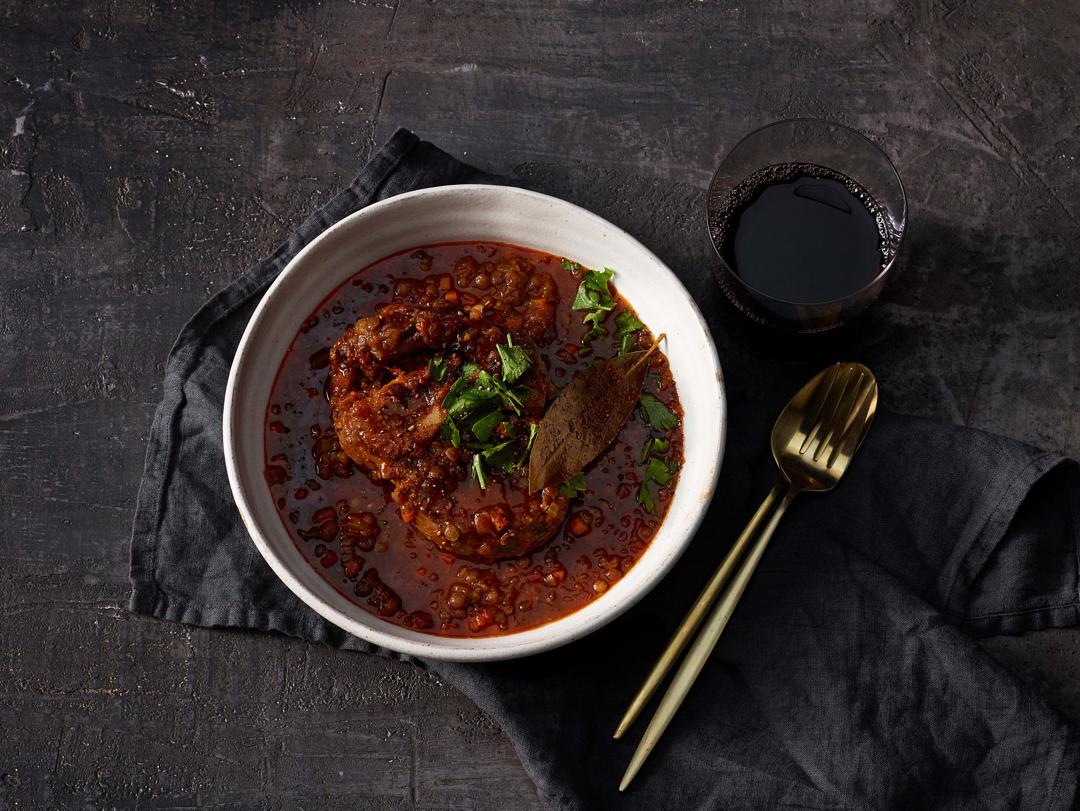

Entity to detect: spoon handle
[619,487,797,791]
[613,481,785,741]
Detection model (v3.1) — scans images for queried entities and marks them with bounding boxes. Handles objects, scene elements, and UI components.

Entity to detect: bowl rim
[223,183,726,661]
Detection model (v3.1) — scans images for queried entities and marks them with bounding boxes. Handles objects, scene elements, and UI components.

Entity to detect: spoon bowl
[773,362,878,493]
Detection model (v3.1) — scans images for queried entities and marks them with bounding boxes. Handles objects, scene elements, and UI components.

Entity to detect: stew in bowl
[224,185,723,661]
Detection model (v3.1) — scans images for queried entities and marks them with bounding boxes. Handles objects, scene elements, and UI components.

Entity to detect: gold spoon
[615,362,879,790]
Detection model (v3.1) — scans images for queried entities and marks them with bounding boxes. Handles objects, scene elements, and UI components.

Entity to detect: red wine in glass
[707,121,906,333]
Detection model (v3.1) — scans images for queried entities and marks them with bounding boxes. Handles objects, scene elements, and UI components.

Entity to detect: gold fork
[615,362,879,790]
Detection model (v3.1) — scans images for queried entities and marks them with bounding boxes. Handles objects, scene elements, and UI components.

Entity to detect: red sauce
[264,242,683,636]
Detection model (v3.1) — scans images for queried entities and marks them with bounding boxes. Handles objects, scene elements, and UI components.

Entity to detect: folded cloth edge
[956,453,1080,635]
[127,127,425,669]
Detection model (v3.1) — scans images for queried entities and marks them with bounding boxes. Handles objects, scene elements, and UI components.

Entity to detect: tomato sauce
[263,242,683,636]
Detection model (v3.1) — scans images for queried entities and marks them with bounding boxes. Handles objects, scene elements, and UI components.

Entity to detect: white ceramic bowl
[224,185,725,661]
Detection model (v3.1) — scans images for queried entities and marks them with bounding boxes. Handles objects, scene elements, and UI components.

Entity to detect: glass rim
[705,117,908,309]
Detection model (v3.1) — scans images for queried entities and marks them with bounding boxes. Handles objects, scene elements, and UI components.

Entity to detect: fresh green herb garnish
[441,416,461,448]
[640,436,670,463]
[443,373,498,419]
[470,410,503,443]
[487,372,526,415]
[615,310,645,355]
[559,472,588,498]
[615,311,645,335]
[472,453,488,489]
[583,311,605,328]
[581,310,608,344]
[442,367,525,419]
[572,268,616,347]
[482,440,518,473]
[639,394,678,431]
[644,457,674,487]
[572,268,615,313]
[428,356,449,382]
[561,258,579,272]
[637,454,676,514]
[496,333,531,384]
[440,354,536,480]
[637,481,656,514]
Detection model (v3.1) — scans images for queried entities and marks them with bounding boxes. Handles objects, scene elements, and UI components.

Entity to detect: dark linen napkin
[130,129,1080,809]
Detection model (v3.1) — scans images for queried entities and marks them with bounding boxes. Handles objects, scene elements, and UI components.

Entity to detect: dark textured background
[2,1,1079,808]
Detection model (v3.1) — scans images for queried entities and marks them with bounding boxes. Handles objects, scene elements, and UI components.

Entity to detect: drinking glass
[706,119,907,332]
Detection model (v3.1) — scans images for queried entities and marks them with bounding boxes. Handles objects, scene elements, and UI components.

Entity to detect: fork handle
[613,481,786,740]
[618,487,797,791]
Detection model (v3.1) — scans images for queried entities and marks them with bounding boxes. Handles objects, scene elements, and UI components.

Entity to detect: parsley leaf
[581,310,609,345]
[428,356,449,382]
[644,457,674,487]
[639,394,678,431]
[443,367,525,419]
[484,371,526,415]
[637,481,657,514]
[640,436,670,463]
[482,440,518,473]
[571,269,615,313]
[470,410,503,443]
[559,472,588,498]
[496,333,531,383]
[571,286,603,312]
[615,310,645,336]
[583,310,606,329]
[584,267,614,292]
[614,310,645,354]
[472,453,488,489]
[441,416,461,448]
[637,451,675,514]
[572,268,618,347]
[443,372,499,419]
[561,258,579,271]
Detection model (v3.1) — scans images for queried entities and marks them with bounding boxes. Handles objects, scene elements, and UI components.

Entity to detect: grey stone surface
[1,1,1078,807]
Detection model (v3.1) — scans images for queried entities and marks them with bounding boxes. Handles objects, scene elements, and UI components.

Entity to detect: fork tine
[813,369,864,462]
[797,364,841,446]
[831,377,878,466]
[799,364,847,455]
[824,375,875,468]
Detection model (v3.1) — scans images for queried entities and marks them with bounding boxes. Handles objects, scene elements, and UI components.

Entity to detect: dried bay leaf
[528,350,649,493]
